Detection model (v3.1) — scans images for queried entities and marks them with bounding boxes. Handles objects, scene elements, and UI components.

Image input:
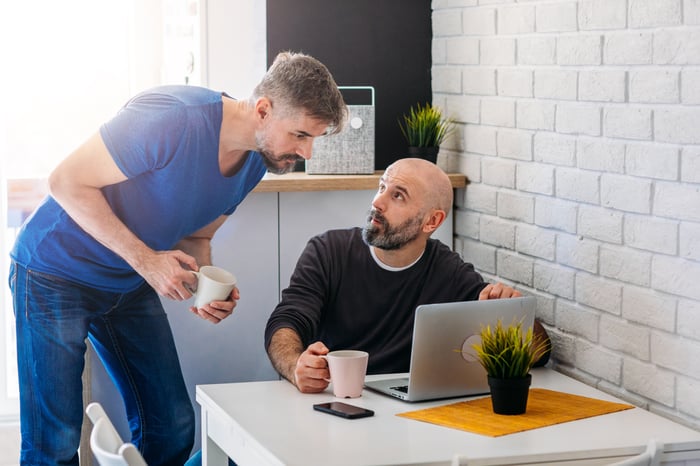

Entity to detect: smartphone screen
[313,402,375,419]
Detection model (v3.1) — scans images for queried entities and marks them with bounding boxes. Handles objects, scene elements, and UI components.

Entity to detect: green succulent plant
[472,319,550,379]
[398,102,454,148]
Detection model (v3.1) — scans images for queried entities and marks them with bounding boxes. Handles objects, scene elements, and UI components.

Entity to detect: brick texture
[433,0,700,429]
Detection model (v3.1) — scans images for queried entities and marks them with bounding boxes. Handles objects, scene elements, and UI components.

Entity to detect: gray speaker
[306,86,375,174]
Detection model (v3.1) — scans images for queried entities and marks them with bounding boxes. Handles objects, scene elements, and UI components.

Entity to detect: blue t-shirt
[11,85,267,292]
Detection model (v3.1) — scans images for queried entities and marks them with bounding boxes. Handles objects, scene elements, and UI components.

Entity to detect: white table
[196,368,700,466]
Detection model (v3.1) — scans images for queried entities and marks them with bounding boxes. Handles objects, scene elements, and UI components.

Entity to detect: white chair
[85,402,147,466]
[610,439,663,466]
[451,439,664,466]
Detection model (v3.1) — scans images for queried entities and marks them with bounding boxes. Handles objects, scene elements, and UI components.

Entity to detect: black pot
[407,146,439,163]
[487,373,532,415]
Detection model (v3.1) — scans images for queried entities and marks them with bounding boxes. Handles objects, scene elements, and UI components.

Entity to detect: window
[0,0,203,420]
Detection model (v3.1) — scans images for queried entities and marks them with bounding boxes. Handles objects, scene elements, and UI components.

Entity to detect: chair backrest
[86,402,147,466]
[452,438,664,466]
[610,439,663,466]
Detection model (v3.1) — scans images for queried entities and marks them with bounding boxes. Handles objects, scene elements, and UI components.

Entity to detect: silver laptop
[364,296,536,402]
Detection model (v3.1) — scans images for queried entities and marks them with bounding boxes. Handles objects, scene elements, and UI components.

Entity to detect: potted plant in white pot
[398,102,454,163]
[472,319,550,415]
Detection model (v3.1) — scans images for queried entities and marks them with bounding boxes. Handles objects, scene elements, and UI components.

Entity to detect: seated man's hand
[293,341,331,393]
[478,282,521,300]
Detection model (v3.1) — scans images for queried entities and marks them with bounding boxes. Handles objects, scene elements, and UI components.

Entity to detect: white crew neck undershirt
[369,246,425,271]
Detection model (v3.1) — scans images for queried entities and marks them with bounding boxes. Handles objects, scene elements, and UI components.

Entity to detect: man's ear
[422,209,447,234]
[255,97,272,121]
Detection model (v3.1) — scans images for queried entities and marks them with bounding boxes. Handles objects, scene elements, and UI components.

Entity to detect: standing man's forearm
[51,182,156,267]
[48,133,155,268]
[173,215,228,267]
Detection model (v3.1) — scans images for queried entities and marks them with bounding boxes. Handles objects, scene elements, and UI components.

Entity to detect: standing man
[9,51,346,465]
[265,158,549,393]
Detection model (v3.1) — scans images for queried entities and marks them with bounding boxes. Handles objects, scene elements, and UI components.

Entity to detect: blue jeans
[9,262,195,465]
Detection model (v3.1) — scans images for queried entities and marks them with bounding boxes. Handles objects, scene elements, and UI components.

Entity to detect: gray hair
[252,51,347,135]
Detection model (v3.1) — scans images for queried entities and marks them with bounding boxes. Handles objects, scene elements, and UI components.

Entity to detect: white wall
[432,0,700,430]
[203,0,267,98]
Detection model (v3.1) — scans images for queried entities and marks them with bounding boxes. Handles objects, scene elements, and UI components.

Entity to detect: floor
[0,424,20,466]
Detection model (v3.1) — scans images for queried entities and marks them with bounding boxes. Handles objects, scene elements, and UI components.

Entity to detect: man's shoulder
[426,237,456,255]
[130,85,220,108]
[425,237,470,269]
[316,227,362,242]
[307,228,365,255]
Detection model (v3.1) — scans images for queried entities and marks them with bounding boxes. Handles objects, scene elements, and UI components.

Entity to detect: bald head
[383,158,453,213]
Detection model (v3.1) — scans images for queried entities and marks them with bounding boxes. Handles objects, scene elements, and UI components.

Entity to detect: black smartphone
[313,401,375,419]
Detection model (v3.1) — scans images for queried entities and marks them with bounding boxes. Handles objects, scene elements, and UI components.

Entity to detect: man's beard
[256,132,303,174]
[260,150,303,174]
[361,209,423,250]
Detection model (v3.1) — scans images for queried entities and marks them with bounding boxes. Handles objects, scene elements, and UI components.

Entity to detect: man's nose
[371,192,387,211]
[297,139,313,160]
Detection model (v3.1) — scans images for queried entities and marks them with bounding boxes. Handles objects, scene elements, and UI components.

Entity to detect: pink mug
[321,350,369,398]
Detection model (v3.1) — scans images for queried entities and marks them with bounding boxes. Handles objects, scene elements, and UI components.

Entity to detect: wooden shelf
[253,171,468,193]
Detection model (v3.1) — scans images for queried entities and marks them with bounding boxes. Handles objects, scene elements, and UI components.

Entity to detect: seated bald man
[264,158,550,393]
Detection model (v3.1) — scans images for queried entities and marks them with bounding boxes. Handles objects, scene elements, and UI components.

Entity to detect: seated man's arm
[267,328,304,383]
[478,282,521,300]
[267,328,332,393]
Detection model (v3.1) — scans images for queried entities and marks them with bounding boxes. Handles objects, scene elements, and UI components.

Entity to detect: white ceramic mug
[321,350,369,398]
[191,266,237,309]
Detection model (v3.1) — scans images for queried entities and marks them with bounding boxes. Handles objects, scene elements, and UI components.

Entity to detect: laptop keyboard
[391,385,409,393]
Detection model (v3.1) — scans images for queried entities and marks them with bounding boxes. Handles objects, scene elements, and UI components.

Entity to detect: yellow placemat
[397,388,634,437]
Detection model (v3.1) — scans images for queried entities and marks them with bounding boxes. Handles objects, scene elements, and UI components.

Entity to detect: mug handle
[185,271,199,295]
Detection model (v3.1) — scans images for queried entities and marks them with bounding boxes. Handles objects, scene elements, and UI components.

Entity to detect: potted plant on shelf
[472,319,550,415]
[398,102,454,163]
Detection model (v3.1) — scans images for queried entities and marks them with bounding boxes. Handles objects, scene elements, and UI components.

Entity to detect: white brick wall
[625,143,679,180]
[577,138,625,173]
[534,133,576,166]
[576,272,623,314]
[600,174,652,213]
[517,101,555,130]
[516,223,556,260]
[604,32,653,64]
[604,107,652,140]
[681,222,700,260]
[601,316,651,360]
[579,70,626,103]
[629,69,679,103]
[624,214,678,255]
[556,233,599,273]
[578,206,623,243]
[517,162,554,195]
[622,286,676,332]
[498,69,533,98]
[599,244,652,287]
[480,215,515,248]
[433,0,700,430]
[534,197,578,233]
[622,358,674,406]
[556,300,600,342]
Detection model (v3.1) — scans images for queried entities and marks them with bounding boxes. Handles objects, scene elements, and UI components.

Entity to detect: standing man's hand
[189,287,241,324]
[133,249,199,301]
